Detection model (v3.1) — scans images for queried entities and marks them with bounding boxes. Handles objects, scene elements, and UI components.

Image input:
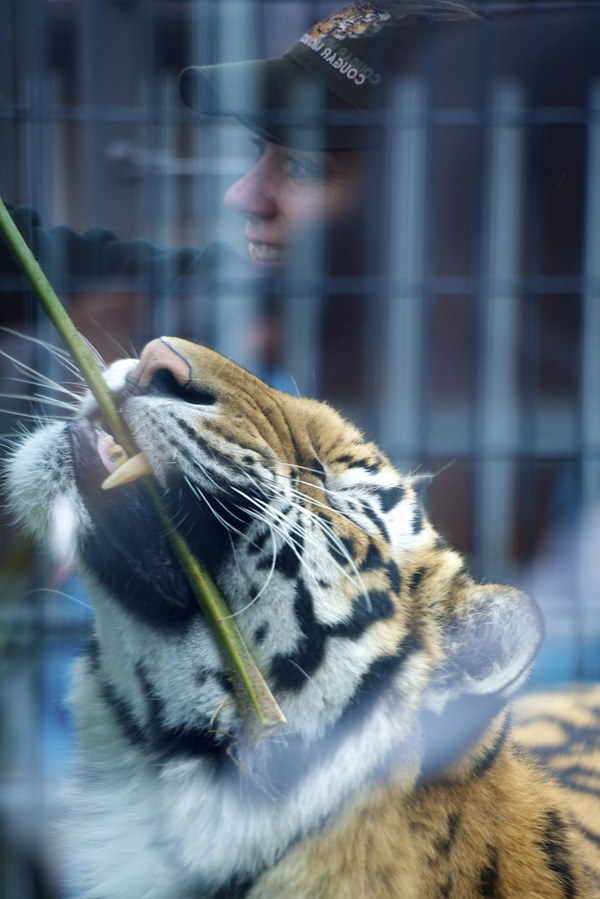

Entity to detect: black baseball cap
[179,1,486,150]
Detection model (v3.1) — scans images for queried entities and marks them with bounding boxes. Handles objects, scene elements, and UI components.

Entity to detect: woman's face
[223,138,366,271]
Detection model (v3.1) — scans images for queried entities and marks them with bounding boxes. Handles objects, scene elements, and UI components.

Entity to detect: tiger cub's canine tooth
[101,451,152,490]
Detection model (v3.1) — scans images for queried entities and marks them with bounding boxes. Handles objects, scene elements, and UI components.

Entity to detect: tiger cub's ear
[428,586,543,708]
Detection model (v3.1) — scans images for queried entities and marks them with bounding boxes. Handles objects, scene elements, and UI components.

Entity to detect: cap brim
[179,57,373,150]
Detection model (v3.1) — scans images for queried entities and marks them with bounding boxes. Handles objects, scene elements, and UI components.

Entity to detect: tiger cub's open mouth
[66,416,194,614]
[93,422,152,490]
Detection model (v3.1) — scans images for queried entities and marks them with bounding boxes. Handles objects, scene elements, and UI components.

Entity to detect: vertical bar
[582,80,600,505]
[191,0,265,375]
[148,70,180,337]
[3,5,53,893]
[580,78,600,675]
[77,0,146,234]
[378,76,427,468]
[281,75,328,397]
[0,5,16,209]
[474,80,524,581]
[282,272,324,397]
[282,80,326,397]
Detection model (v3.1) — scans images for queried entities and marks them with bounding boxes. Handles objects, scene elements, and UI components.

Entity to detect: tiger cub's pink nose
[128,338,192,390]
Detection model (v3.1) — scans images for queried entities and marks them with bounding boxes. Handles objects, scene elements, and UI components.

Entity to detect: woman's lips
[248,240,284,267]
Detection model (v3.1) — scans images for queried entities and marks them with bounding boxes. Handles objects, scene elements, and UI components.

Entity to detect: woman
[176,0,486,402]
[1,1,484,395]
[180,0,484,274]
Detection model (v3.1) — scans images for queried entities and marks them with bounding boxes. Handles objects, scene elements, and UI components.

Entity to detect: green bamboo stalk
[0,196,286,739]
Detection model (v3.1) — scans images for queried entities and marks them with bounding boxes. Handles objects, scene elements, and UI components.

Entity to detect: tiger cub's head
[6,337,542,788]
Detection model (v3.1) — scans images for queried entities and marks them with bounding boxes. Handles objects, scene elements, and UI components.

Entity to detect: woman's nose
[223,161,277,220]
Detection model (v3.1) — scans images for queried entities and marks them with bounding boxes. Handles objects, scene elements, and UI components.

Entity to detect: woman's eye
[284,154,322,183]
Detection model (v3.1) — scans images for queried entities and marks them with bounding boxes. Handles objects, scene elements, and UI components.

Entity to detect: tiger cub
[6,337,599,898]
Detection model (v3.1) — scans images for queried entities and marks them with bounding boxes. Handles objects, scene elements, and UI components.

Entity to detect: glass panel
[1,2,599,893]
